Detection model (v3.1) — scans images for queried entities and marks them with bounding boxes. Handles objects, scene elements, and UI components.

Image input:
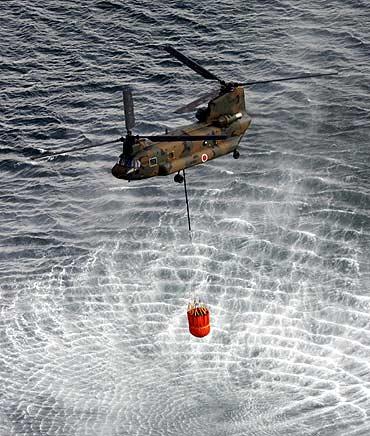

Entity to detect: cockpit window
[118,157,141,169]
[149,157,157,166]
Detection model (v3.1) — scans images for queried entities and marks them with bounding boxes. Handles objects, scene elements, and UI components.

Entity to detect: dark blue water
[1,1,370,435]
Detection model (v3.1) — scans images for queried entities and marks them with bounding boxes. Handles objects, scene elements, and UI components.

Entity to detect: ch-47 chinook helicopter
[33,45,337,230]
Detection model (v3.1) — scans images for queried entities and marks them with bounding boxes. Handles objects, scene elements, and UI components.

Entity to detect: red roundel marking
[201,153,208,162]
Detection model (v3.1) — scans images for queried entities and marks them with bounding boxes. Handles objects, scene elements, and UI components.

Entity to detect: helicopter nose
[111,163,128,179]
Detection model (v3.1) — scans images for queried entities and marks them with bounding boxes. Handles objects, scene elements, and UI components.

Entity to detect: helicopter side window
[149,157,157,167]
[203,140,208,147]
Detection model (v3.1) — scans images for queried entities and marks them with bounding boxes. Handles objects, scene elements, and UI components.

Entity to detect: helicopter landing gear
[233,149,240,159]
[174,172,184,183]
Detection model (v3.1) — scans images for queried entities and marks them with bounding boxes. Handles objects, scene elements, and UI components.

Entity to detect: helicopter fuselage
[111,86,251,181]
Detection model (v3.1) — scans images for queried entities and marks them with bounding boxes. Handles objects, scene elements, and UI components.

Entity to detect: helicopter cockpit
[112,155,142,179]
[118,156,141,170]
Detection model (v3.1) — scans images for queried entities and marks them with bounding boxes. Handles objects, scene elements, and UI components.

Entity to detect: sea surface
[1,1,370,435]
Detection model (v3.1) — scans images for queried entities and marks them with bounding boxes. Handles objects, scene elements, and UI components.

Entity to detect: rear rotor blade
[140,134,228,142]
[123,86,135,132]
[164,45,223,83]
[31,138,123,160]
[239,71,338,87]
[174,89,219,114]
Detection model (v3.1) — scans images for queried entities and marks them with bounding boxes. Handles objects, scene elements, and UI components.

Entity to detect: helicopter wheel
[233,149,240,159]
[174,173,184,184]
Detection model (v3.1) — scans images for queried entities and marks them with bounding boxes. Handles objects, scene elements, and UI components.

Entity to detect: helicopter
[33,45,337,230]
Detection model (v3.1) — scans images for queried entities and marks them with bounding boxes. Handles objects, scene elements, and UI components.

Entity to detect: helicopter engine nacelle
[214,112,243,127]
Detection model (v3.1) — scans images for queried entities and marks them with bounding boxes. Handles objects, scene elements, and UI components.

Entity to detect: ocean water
[1,1,370,435]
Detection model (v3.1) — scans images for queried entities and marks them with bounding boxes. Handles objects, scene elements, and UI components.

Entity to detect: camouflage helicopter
[33,45,337,229]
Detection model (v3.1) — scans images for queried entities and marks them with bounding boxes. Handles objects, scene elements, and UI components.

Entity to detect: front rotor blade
[239,71,338,87]
[174,89,219,114]
[123,86,135,132]
[140,134,228,142]
[31,138,123,160]
[164,45,223,83]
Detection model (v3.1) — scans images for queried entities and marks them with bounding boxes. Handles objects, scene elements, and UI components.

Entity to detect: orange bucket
[187,302,210,338]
